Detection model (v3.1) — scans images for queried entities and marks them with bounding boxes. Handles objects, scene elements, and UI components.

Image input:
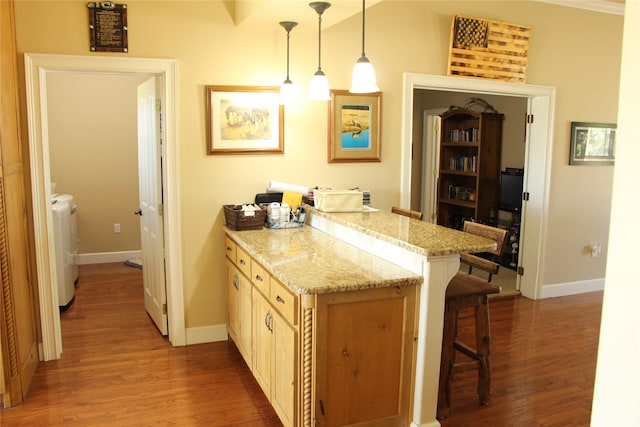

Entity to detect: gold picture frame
[328,90,382,163]
[206,85,284,155]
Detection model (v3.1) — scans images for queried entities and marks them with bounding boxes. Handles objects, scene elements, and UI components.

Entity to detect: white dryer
[52,199,74,308]
[53,193,78,283]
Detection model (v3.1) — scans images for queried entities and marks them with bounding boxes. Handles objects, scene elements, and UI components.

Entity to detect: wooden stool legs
[437,273,498,420]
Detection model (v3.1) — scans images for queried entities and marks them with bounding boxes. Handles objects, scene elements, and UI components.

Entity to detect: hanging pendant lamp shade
[350,0,379,93]
[279,21,298,105]
[308,2,331,101]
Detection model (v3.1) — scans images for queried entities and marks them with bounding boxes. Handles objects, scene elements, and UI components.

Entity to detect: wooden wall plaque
[448,15,531,83]
[88,2,128,53]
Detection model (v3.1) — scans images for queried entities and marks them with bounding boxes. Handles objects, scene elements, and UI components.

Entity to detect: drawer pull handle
[276,295,285,304]
[239,259,246,265]
[226,246,232,252]
[255,274,263,282]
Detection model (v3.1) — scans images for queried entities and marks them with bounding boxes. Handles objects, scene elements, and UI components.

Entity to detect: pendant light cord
[360,0,366,57]
[286,30,291,80]
[317,12,323,72]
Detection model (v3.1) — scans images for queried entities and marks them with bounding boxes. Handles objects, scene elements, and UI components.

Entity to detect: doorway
[400,73,556,299]
[24,54,185,361]
[415,92,528,294]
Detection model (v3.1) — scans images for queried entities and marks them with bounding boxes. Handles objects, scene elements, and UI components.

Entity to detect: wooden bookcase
[437,108,503,229]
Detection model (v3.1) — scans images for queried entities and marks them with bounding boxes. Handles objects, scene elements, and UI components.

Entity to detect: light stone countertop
[225,226,423,295]
[308,206,496,257]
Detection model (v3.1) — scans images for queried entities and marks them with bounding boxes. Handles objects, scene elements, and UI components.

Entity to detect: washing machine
[53,193,78,284]
[52,199,75,308]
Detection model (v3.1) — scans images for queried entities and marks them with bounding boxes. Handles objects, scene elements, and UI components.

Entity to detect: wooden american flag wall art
[448,15,531,83]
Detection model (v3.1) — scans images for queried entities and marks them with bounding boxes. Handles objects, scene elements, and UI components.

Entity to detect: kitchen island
[224,206,494,427]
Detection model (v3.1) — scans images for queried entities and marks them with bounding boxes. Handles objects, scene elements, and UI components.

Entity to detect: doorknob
[134,209,142,216]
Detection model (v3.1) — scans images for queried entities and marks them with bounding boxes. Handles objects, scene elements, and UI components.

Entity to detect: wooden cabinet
[313,286,418,427]
[0,0,40,408]
[224,233,418,427]
[253,288,296,427]
[225,236,297,427]
[437,108,503,229]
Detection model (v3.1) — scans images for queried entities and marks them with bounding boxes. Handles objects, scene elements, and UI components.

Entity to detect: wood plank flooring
[0,263,281,426]
[0,263,602,426]
[440,290,602,427]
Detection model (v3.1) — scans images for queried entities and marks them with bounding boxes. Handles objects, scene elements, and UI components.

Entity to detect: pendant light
[349,0,379,93]
[308,2,331,101]
[279,21,298,105]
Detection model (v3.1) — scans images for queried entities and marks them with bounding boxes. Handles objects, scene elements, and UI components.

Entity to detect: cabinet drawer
[251,260,270,296]
[270,278,297,326]
[224,235,237,262]
[236,245,251,277]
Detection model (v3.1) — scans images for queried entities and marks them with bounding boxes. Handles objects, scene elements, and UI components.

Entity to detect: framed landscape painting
[569,121,616,165]
[328,90,382,163]
[206,85,284,155]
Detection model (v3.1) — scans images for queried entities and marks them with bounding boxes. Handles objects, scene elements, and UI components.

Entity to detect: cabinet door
[272,314,296,427]
[226,259,240,341]
[237,273,253,368]
[314,286,418,427]
[253,291,272,398]
[226,260,252,367]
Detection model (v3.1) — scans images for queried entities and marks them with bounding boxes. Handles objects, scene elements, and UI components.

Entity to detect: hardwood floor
[0,263,602,426]
[0,263,281,426]
[440,290,602,427]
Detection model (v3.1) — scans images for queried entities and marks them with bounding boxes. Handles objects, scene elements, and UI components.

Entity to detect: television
[499,170,524,213]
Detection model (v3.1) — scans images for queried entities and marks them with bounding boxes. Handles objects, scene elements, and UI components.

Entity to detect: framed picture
[206,85,284,155]
[328,90,382,163]
[569,122,616,165]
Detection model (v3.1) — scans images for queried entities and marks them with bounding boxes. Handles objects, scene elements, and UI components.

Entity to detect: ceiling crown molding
[537,0,624,15]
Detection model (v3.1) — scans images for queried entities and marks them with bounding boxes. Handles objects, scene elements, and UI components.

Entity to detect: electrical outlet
[591,243,601,258]
[114,223,121,233]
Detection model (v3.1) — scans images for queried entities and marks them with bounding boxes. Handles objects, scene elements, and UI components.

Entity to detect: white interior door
[137,77,168,335]
[421,112,443,223]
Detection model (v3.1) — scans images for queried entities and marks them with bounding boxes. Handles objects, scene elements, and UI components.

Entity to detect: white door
[421,113,442,223]
[137,77,168,335]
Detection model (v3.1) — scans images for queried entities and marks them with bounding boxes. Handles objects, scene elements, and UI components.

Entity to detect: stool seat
[445,272,501,299]
[437,272,500,419]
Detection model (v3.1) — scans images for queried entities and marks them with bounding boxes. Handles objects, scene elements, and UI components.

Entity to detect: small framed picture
[569,122,616,165]
[206,85,284,155]
[328,90,382,163]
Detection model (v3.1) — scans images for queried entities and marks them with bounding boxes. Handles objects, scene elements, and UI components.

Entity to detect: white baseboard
[541,278,605,298]
[185,324,228,345]
[77,250,142,265]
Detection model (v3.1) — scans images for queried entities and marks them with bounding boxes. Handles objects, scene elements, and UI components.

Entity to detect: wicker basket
[224,204,266,231]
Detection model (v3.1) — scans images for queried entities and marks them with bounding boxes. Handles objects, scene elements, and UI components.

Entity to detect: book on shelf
[447,185,476,202]
[450,127,479,142]
[448,155,477,173]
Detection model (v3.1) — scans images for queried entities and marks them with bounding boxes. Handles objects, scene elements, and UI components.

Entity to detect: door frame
[401,73,556,299]
[24,54,185,360]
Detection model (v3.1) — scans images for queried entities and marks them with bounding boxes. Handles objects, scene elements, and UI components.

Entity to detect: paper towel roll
[267,181,309,196]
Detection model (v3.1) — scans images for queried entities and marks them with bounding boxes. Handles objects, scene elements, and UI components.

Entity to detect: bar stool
[437,221,506,419]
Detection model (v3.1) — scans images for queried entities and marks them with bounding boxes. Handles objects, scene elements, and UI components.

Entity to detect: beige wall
[14,1,622,330]
[47,72,147,254]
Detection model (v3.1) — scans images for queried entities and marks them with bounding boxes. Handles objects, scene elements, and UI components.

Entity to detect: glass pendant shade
[349,0,379,93]
[280,79,295,105]
[350,56,379,93]
[309,71,330,101]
